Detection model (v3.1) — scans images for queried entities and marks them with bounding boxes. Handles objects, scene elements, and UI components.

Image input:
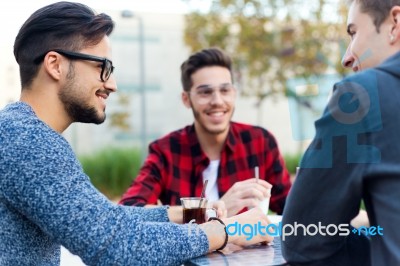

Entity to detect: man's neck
[20,89,71,133]
[195,125,230,161]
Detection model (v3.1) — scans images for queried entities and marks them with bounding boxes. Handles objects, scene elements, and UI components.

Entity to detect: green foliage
[108,93,132,131]
[79,147,141,200]
[183,0,350,120]
[283,153,302,174]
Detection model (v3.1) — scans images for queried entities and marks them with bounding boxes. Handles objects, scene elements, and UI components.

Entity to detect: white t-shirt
[202,160,220,202]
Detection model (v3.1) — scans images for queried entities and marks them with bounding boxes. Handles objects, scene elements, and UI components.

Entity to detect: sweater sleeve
[0,121,208,265]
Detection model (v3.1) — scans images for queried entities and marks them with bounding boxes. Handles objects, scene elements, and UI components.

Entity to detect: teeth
[97,95,106,105]
[209,112,223,117]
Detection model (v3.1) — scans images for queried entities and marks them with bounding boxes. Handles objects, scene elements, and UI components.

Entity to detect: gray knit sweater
[0,102,208,265]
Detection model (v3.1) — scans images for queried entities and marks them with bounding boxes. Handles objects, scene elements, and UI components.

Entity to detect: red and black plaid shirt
[119,122,291,214]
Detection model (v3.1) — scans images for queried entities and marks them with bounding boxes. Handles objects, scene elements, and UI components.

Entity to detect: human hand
[209,200,227,219]
[350,210,370,228]
[220,178,272,217]
[167,200,227,224]
[223,207,274,246]
[166,205,184,224]
[201,207,273,252]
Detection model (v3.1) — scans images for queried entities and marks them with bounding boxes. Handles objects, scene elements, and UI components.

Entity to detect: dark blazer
[282,51,400,266]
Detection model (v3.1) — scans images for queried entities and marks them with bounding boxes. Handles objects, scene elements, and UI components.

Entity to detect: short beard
[190,98,233,135]
[58,63,106,124]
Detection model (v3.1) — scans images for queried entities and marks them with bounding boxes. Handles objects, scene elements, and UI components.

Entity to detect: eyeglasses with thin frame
[189,83,236,105]
[34,49,115,82]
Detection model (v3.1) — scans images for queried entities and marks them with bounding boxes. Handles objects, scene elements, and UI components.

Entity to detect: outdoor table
[185,215,288,266]
[185,237,288,266]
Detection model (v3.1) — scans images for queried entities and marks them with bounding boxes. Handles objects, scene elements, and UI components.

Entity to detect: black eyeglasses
[34,49,115,82]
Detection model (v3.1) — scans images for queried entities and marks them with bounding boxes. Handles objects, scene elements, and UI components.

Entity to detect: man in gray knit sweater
[0,2,272,265]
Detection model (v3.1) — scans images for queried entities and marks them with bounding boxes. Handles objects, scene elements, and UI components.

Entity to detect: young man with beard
[0,2,274,265]
[282,0,400,265]
[120,48,292,217]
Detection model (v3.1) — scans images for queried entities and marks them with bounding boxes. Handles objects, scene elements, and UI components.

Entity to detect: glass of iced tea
[180,197,216,224]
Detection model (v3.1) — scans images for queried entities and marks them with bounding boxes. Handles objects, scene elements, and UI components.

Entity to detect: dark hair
[348,0,400,32]
[13,1,115,89]
[180,47,232,92]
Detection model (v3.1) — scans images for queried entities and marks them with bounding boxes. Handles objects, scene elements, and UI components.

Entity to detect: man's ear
[181,91,192,108]
[389,6,400,43]
[42,51,64,81]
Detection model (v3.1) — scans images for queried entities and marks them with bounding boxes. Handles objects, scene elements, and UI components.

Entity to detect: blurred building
[0,11,320,156]
[0,47,19,108]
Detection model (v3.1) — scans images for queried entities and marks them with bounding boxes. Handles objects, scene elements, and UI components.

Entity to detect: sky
[0,0,209,45]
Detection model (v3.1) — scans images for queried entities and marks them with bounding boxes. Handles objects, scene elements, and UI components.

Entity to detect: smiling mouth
[95,91,109,111]
[96,91,109,100]
[207,111,226,117]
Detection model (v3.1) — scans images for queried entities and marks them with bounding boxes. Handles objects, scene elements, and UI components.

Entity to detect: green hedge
[79,148,302,199]
[283,153,302,174]
[79,147,141,200]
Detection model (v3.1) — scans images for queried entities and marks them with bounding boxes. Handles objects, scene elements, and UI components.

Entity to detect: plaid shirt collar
[187,122,236,165]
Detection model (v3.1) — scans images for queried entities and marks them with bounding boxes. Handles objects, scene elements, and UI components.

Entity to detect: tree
[109,93,131,131]
[183,0,349,122]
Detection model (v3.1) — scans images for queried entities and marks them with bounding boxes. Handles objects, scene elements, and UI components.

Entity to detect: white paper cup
[258,188,271,214]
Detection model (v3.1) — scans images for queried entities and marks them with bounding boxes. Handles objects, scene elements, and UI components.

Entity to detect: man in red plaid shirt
[120,48,291,216]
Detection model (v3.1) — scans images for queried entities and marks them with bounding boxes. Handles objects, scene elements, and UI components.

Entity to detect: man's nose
[209,90,224,105]
[341,45,354,68]
[104,75,117,92]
